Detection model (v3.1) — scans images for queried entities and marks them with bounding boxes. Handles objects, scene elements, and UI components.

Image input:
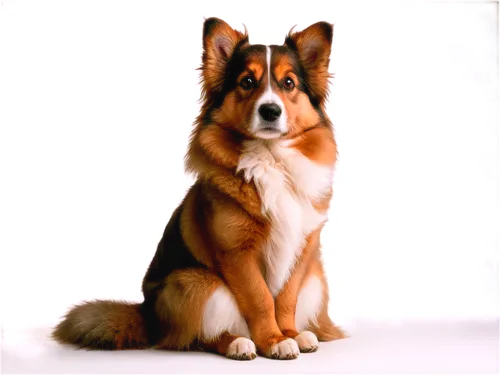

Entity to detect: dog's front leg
[274,230,321,352]
[218,250,300,360]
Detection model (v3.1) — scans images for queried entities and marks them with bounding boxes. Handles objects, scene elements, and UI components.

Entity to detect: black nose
[258,103,282,122]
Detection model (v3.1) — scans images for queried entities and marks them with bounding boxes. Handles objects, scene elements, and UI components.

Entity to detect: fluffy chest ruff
[236,139,333,296]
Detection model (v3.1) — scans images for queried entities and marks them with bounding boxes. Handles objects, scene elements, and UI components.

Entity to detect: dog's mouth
[254,127,287,140]
[260,127,281,132]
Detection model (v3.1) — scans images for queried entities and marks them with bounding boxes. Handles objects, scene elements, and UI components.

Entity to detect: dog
[52,17,345,360]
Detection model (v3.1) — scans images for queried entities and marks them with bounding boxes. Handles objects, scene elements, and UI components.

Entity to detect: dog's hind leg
[153,268,256,360]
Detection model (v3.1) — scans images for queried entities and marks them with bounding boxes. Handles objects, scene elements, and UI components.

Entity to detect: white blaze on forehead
[266,45,272,89]
[263,45,278,101]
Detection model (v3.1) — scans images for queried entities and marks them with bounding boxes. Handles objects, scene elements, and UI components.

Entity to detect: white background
[0,0,498,373]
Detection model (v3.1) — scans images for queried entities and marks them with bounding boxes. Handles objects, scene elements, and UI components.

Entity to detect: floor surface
[2,319,498,374]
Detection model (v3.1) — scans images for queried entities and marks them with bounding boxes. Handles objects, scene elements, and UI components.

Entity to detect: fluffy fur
[52,17,345,360]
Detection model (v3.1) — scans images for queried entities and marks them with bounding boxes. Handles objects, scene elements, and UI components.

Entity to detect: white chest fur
[236,140,333,296]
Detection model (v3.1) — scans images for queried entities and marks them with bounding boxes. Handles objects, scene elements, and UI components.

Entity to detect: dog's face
[200,18,333,140]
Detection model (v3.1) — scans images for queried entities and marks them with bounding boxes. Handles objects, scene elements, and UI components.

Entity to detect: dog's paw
[294,331,319,353]
[226,337,257,360]
[267,338,300,360]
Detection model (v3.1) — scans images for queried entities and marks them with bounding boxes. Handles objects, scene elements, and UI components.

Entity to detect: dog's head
[199,18,333,140]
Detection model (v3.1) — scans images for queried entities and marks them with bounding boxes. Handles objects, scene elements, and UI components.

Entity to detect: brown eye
[239,76,254,90]
[283,77,295,90]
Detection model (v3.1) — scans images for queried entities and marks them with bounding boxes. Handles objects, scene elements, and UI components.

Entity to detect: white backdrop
[0,0,498,335]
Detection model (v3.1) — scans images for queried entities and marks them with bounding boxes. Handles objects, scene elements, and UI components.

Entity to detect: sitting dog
[53,17,345,360]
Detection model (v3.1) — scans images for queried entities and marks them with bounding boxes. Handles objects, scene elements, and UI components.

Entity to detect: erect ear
[285,22,333,103]
[201,17,248,96]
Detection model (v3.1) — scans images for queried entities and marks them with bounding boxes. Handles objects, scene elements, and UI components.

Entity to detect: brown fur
[52,18,345,359]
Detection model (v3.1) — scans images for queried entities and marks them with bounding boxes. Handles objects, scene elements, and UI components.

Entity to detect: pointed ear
[201,18,248,96]
[285,22,333,103]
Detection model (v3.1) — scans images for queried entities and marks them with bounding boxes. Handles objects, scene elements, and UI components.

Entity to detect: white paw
[294,331,319,353]
[226,337,257,360]
[268,338,300,360]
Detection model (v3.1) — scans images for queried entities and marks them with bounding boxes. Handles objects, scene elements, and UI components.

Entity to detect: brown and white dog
[53,17,345,360]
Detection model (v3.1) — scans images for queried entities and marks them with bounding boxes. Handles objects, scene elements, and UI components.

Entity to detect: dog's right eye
[239,76,254,91]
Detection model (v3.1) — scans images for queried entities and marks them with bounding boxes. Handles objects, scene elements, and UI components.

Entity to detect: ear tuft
[203,17,224,41]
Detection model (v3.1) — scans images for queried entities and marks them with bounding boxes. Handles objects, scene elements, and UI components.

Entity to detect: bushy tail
[52,300,150,350]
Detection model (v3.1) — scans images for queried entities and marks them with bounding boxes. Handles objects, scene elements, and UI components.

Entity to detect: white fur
[266,45,272,89]
[295,276,323,331]
[250,46,287,139]
[294,331,319,352]
[269,338,300,359]
[237,141,332,296]
[201,286,250,340]
[226,337,257,359]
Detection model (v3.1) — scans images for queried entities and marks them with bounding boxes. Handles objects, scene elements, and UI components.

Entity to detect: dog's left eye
[283,77,295,90]
[239,76,254,90]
